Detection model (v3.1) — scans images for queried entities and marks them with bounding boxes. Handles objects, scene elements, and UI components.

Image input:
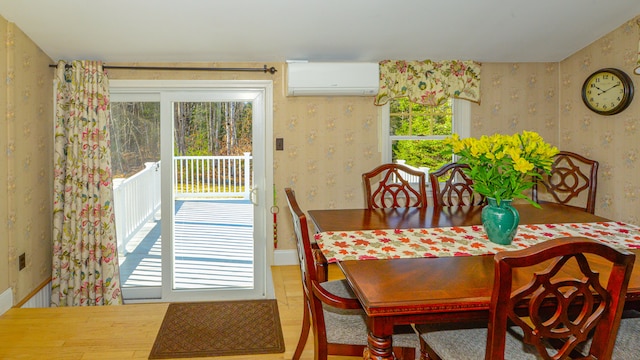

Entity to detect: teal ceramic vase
[481,197,520,245]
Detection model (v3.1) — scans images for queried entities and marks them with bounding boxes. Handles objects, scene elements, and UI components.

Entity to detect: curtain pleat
[51,60,122,306]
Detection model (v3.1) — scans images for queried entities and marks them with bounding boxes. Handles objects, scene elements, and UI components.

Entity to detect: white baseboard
[273,249,298,266]
[21,282,51,308]
[0,288,13,315]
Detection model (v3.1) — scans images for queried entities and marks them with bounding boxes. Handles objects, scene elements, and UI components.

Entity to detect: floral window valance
[374,60,481,106]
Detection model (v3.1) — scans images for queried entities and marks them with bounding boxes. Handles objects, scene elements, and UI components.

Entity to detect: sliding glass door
[110,81,273,302]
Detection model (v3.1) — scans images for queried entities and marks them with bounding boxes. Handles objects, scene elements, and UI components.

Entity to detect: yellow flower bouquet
[445,131,559,206]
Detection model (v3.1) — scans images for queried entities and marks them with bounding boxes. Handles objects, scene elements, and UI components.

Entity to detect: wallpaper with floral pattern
[0,18,54,304]
[0,14,639,304]
[558,17,640,226]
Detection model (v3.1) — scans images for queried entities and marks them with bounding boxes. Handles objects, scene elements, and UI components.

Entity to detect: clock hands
[597,83,620,95]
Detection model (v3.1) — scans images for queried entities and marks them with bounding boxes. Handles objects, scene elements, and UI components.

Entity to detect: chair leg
[419,336,441,360]
[393,346,416,360]
[292,299,311,360]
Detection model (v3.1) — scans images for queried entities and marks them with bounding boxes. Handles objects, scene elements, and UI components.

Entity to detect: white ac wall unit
[286,62,379,96]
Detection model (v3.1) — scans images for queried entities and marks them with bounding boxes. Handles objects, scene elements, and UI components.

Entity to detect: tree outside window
[110,101,252,178]
[388,98,454,171]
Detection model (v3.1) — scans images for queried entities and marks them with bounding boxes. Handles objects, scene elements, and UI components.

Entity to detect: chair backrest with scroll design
[362,163,428,209]
[485,237,635,360]
[532,151,599,214]
[430,162,485,207]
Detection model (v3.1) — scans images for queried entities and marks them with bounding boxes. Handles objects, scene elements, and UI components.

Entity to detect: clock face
[582,68,634,115]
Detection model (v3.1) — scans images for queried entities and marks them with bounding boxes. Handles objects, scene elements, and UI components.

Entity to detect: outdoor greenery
[173,102,252,157]
[109,97,452,179]
[389,98,453,170]
[109,101,252,178]
[110,102,160,178]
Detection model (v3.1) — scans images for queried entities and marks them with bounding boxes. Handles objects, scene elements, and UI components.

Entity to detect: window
[380,98,470,173]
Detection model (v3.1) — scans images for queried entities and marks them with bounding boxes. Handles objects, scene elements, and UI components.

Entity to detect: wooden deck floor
[118,199,254,291]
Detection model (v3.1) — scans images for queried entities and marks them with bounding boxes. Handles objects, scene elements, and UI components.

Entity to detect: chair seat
[320,279,357,299]
[418,316,640,360]
[610,314,640,358]
[417,323,552,360]
[321,280,419,351]
[612,311,640,360]
[575,310,640,358]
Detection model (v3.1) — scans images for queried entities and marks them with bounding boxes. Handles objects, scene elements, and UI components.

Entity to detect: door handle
[250,187,258,206]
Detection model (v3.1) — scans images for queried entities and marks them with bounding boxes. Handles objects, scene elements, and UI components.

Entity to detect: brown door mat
[149,299,285,359]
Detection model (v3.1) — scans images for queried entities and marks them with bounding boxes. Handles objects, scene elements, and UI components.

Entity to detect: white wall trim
[21,282,51,308]
[0,288,13,315]
[274,249,298,266]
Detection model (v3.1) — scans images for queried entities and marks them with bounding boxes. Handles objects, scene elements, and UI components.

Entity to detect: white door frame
[110,80,274,302]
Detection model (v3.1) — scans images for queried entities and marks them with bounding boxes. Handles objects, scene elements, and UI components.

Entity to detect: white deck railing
[113,153,253,254]
[113,161,161,255]
[394,160,430,185]
[174,152,252,199]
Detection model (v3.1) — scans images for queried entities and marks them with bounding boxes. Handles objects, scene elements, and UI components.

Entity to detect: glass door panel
[110,98,162,300]
[160,89,267,302]
[171,101,254,291]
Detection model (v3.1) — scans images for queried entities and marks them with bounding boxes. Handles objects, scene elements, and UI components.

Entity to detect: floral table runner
[314,222,640,263]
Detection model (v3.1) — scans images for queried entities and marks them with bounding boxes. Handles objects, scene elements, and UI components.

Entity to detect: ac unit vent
[286,62,379,96]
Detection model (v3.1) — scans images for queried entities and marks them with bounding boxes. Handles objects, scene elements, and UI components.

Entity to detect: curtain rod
[48,63,278,74]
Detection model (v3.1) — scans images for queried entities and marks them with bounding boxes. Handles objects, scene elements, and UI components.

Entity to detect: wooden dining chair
[362,163,428,209]
[429,162,485,207]
[284,188,418,360]
[416,237,635,360]
[531,151,599,214]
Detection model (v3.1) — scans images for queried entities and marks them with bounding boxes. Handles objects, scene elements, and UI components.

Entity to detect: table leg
[363,326,394,360]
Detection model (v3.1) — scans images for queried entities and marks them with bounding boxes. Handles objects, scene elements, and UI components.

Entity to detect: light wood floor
[0,265,362,360]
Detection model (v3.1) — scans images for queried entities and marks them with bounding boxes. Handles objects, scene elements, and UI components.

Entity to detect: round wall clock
[581,68,634,115]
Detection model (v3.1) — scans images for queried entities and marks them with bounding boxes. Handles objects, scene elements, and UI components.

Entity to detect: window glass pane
[173,101,252,157]
[390,114,410,136]
[433,110,452,135]
[389,98,452,137]
[110,102,161,178]
[110,101,162,290]
[387,97,454,170]
[391,139,452,170]
[409,114,431,136]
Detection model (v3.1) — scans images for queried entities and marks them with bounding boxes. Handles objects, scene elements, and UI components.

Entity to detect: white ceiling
[0,0,639,64]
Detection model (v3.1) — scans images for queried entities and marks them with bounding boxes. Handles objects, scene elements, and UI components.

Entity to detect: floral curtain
[52,60,122,306]
[374,60,481,106]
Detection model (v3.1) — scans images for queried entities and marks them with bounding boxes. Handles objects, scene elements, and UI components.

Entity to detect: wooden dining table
[307,203,640,360]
